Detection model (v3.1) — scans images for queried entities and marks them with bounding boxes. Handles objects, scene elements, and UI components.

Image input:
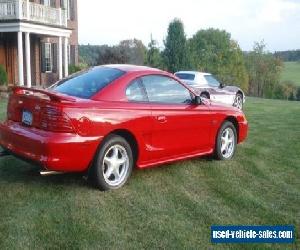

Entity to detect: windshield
[51,67,125,99]
[175,73,195,81]
[204,75,220,87]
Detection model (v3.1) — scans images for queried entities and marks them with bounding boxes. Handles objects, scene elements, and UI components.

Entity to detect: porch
[0,22,72,87]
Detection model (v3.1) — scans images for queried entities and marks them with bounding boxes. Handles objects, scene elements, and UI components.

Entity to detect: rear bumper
[238,120,248,143]
[0,121,102,172]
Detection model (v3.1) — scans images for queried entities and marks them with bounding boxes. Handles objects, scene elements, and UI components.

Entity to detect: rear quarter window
[52,67,125,99]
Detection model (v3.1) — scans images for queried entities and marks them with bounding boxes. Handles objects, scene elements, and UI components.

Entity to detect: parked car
[0,65,248,191]
[175,71,245,109]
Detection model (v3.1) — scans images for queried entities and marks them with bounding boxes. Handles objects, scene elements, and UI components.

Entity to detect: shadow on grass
[0,156,90,189]
[0,154,215,190]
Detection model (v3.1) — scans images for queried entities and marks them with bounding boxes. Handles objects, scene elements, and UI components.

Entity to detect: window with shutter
[65,0,75,20]
[41,43,53,73]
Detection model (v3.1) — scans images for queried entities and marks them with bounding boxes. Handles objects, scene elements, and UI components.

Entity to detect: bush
[273,83,285,100]
[296,87,300,101]
[0,64,8,86]
[68,63,88,75]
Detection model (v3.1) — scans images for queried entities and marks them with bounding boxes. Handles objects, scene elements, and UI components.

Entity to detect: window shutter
[41,43,46,73]
[70,0,75,20]
[50,0,55,8]
[52,43,57,73]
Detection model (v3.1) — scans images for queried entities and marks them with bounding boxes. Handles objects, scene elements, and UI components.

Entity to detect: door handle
[156,115,167,123]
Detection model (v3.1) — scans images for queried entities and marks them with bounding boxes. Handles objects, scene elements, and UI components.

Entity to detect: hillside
[0,98,299,249]
[281,62,300,86]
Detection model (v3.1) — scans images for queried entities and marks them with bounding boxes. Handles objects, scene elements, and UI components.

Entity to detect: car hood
[223,85,242,93]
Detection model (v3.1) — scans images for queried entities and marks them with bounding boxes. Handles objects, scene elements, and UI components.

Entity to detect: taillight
[7,95,19,121]
[39,107,74,133]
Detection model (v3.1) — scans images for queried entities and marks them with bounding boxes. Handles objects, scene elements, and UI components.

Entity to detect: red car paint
[0,65,248,172]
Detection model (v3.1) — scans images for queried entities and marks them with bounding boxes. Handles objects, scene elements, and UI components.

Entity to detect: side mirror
[220,83,226,88]
[194,95,202,105]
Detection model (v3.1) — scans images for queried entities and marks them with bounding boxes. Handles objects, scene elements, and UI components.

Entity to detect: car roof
[175,71,211,76]
[101,64,161,72]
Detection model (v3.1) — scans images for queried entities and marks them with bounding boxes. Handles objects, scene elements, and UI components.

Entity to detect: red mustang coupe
[0,65,248,190]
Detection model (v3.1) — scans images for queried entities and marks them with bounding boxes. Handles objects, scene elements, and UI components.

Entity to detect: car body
[0,65,248,190]
[175,71,246,109]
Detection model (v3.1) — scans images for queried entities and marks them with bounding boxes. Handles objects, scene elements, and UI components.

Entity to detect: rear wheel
[215,121,237,160]
[89,135,133,191]
[200,93,210,99]
[233,93,243,110]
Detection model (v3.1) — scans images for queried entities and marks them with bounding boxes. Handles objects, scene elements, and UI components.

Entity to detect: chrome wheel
[220,127,235,159]
[102,144,129,187]
[234,94,243,110]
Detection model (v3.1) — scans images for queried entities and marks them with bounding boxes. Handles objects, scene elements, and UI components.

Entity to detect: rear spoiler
[12,87,76,103]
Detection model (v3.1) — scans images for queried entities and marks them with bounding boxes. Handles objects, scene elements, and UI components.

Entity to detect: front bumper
[0,120,102,172]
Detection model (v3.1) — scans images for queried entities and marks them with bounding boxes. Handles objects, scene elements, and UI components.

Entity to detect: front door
[141,75,213,161]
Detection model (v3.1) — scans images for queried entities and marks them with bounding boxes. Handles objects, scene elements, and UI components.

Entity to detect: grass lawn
[281,61,300,86]
[0,97,299,249]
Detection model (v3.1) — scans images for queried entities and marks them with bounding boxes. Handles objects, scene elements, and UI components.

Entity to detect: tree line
[274,50,300,62]
[79,19,300,101]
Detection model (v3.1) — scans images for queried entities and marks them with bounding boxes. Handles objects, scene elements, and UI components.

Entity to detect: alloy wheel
[102,144,129,187]
[220,127,235,159]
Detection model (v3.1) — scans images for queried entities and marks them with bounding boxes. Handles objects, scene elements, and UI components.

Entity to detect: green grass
[281,61,300,86]
[0,98,299,249]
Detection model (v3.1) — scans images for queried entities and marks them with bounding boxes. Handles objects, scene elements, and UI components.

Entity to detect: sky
[78,0,300,52]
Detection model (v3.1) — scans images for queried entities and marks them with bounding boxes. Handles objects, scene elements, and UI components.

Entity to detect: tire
[200,93,210,99]
[89,134,134,191]
[214,121,237,160]
[233,93,243,110]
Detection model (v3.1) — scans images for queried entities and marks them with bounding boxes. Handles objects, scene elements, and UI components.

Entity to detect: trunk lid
[7,87,76,133]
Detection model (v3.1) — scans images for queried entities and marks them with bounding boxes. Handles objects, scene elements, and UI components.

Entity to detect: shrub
[68,64,82,75]
[296,87,300,101]
[0,64,8,86]
[68,63,88,75]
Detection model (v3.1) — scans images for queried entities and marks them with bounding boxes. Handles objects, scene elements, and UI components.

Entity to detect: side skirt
[137,148,214,169]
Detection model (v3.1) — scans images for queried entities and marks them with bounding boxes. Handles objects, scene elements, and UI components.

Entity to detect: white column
[25,32,31,87]
[17,31,24,86]
[58,37,63,79]
[64,37,68,77]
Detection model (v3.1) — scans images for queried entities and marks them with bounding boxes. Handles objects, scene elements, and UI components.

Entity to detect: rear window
[175,73,195,81]
[52,67,125,99]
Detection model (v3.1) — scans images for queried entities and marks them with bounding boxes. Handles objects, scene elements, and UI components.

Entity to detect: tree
[146,35,163,69]
[119,39,147,65]
[163,18,188,73]
[188,28,249,91]
[96,45,129,65]
[245,41,283,98]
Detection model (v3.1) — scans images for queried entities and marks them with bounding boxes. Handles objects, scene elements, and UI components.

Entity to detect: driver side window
[141,75,192,104]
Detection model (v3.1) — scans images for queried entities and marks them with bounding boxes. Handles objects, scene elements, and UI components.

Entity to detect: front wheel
[200,93,210,99]
[215,121,237,160]
[89,135,133,191]
[233,93,243,110]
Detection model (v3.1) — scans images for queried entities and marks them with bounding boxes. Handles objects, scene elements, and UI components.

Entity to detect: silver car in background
[175,71,245,109]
